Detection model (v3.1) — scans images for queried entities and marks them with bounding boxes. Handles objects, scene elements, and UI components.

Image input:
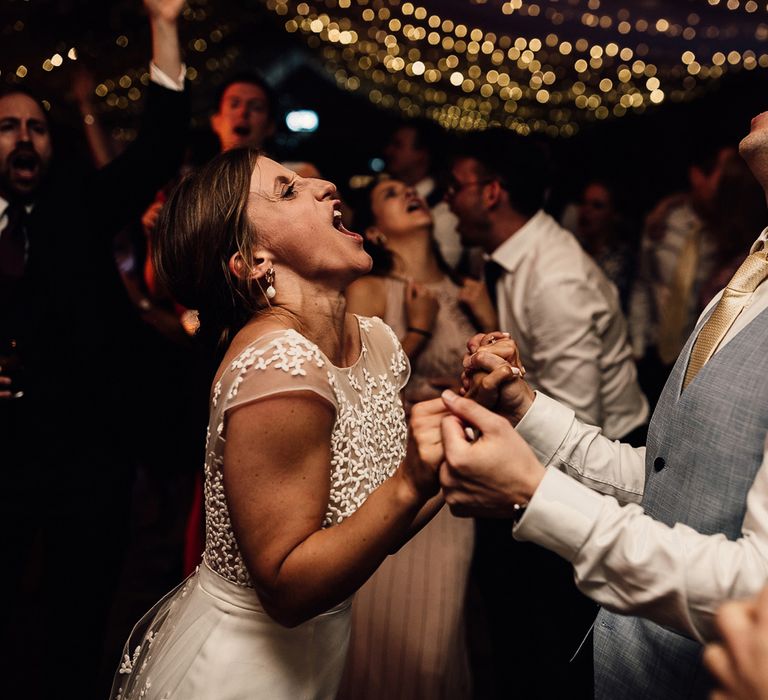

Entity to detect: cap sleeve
[213,331,338,418]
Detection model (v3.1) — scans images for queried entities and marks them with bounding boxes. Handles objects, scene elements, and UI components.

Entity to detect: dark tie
[0,201,28,281]
[484,258,504,309]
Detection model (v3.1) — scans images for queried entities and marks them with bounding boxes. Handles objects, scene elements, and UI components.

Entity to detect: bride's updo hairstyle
[153,147,264,349]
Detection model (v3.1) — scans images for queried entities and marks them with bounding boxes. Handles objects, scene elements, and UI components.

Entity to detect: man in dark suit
[0,1,189,696]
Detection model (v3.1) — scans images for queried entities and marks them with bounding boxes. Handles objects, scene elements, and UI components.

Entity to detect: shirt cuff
[515,391,574,466]
[513,467,605,562]
[150,62,186,91]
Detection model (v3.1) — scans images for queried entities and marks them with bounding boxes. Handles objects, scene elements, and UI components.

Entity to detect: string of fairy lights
[257,0,768,136]
[2,0,768,138]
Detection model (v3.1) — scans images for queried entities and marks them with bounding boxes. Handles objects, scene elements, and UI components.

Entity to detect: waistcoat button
[653,457,666,472]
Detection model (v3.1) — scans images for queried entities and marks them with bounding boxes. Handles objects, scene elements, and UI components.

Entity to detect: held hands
[438,390,545,518]
[462,332,535,426]
[404,280,439,336]
[704,586,768,700]
[407,327,545,518]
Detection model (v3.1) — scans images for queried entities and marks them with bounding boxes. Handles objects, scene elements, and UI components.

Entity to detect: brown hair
[153,147,263,349]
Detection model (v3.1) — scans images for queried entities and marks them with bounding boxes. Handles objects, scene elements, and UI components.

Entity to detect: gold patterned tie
[683,245,768,389]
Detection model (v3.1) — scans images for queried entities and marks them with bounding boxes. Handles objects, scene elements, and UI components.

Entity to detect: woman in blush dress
[339,178,497,700]
[110,150,448,700]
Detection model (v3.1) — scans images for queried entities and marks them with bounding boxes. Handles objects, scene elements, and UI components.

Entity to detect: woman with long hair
[110,150,448,699]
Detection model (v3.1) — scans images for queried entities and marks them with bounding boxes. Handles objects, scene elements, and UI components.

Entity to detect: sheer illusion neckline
[214,314,366,392]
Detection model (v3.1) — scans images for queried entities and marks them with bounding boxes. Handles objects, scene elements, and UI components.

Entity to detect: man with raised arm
[0,2,188,695]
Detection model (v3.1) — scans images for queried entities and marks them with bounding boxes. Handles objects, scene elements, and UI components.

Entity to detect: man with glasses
[446,129,648,699]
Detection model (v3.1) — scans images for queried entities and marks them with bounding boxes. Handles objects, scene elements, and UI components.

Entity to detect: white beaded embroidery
[203,317,409,587]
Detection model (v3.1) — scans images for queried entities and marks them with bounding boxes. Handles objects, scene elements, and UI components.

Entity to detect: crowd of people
[2,3,768,699]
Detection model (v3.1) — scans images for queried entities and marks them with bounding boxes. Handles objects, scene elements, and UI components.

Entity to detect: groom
[430,109,768,699]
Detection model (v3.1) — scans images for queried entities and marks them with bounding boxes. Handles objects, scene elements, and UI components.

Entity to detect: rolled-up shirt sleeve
[514,396,768,642]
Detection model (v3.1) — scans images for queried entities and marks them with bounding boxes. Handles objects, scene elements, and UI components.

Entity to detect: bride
[110,149,447,699]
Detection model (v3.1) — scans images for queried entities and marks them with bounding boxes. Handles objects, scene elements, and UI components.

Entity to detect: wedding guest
[628,144,733,405]
[439,104,768,700]
[210,70,277,153]
[0,1,189,696]
[444,128,648,699]
[575,179,639,312]
[447,130,647,443]
[339,177,494,700]
[110,150,448,700]
[383,119,465,270]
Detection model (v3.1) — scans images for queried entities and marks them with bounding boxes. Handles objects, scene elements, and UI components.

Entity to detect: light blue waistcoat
[593,306,768,699]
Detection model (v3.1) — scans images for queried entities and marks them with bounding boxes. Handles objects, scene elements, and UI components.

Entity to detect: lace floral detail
[224,334,326,403]
[381,320,409,378]
[203,317,410,587]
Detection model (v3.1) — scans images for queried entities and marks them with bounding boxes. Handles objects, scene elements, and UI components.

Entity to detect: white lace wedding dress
[110,316,409,700]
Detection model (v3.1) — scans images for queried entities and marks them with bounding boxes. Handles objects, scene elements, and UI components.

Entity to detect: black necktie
[0,201,28,281]
[484,259,504,309]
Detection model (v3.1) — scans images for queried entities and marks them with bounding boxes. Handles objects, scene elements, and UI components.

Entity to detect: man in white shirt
[443,129,647,699]
[436,112,768,700]
[446,130,648,441]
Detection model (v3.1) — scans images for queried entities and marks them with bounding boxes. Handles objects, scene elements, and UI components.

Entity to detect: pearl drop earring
[265,267,276,299]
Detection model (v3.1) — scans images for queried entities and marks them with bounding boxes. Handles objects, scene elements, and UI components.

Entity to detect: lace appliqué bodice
[203,316,410,587]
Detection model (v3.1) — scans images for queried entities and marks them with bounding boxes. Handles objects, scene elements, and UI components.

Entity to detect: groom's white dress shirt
[514,229,768,643]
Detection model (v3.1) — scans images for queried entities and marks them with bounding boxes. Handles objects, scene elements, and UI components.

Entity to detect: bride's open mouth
[332,202,362,242]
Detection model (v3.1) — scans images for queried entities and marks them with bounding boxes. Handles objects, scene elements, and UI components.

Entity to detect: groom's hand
[439,390,545,518]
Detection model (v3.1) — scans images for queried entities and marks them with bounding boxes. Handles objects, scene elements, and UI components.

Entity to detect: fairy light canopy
[262,0,768,137]
[2,0,767,140]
